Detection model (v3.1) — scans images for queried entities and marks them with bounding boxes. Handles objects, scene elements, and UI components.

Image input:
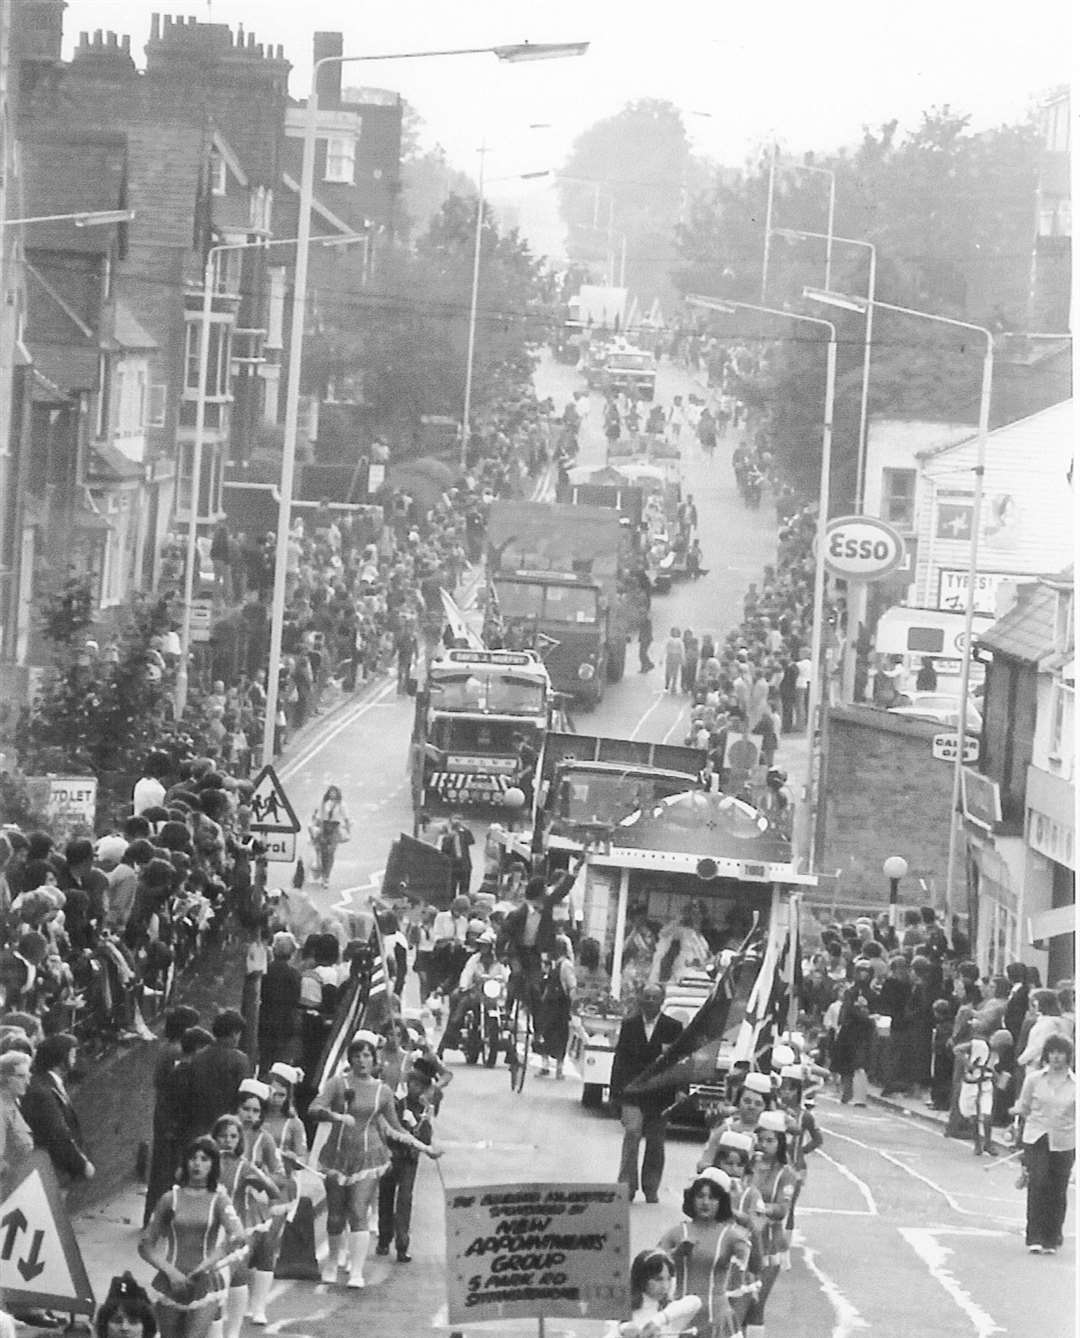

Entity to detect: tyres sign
[824,515,907,581]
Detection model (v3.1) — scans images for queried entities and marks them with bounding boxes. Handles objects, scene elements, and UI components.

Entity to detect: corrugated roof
[978,582,1059,664]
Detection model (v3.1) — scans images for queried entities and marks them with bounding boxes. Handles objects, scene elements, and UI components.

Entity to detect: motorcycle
[461,974,509,1067]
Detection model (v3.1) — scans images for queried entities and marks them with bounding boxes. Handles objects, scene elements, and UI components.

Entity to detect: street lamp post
[883,854,909,930]
[807,288,994,927]
[791,232,877,705]
[173,232,363,720]
[0,209,135,231]
[261,39,587,767]
[687,294,836,873]
[761,152,836,299]
[462,161,550,472]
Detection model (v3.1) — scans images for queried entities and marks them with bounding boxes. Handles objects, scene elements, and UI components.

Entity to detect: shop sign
[961,768,1002,832]
[937,569,1021,615]
[444,1181,628,1323]
[932,733,980,764]
[823,515,907,581]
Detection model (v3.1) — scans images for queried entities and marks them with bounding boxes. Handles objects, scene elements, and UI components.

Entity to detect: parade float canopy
[588,789,816,885]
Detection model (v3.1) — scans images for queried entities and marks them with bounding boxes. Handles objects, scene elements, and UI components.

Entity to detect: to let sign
[26,776,97,841]
[444,1182,629,1324]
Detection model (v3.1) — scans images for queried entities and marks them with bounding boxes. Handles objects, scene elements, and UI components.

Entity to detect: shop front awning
[1028,904,1076,943]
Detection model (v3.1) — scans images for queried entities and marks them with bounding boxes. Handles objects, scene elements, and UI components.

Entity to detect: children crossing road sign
[248,764,301,834]
[0,1153,95,1315]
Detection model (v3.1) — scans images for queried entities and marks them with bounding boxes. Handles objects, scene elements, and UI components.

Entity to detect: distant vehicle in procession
[412,648,552,810]
[486,501,633,708]
[600,342,657,401]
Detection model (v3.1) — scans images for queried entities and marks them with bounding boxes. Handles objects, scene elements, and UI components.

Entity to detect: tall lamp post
[807,289,994,926]
[262,38,588,767]
[761,150,836,300]
[173,231,364,720]
[790,234,877,704]
[462,160,551,472]
[687,294,836,872]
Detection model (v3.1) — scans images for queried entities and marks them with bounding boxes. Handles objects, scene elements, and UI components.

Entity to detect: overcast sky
[76,0,1073,254]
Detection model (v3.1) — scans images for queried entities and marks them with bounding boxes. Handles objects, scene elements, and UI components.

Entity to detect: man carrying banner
[610,984,683,1203]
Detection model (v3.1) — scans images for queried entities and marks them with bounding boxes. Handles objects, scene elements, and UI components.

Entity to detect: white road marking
[899,1228,1006,1338]
[799,1206,875,1217]
[822,1126,1022,1227]
[630,689,667,740]
[793,1229,870,1337]
[661,704,687,744]
[281,680,397,780]
[816,1148,879,1215]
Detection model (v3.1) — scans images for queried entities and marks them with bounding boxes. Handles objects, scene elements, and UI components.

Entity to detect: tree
[15,576,176,826]
[307,193,547,448]
[558,99,711,310]
[675,108,1041,503]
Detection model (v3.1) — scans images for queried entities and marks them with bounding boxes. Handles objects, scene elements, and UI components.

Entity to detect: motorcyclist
[436,930,509,1057]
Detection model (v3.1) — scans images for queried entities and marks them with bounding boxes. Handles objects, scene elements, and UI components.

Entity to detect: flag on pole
[622,957,745,1099]
[440,588,485,650]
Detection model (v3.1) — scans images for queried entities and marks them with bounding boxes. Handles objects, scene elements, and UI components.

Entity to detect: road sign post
[248,763,301,861]
[0,1153,96,1316]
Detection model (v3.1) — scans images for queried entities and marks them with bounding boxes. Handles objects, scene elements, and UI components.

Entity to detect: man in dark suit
[610,983,682,1203]
[21,1033,95,1190]
[183,1009,251,1139]
[439,817,475,900]
[498,853,586,1017]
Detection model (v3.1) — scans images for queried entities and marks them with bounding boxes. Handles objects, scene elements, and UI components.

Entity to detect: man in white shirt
[132,751,170,815]
[431,895,471,994]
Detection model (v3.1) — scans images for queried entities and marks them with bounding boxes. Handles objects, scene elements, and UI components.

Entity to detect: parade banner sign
[444,1182,629,1324]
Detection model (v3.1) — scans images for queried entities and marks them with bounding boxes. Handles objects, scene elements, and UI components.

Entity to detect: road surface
[72,353,1073,1338]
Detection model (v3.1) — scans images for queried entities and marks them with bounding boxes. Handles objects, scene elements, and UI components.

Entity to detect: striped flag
[309,925,392,1092]
[440,588,485,650]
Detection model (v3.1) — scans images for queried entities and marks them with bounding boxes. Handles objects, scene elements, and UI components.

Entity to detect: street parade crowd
[0,368,1074,1338]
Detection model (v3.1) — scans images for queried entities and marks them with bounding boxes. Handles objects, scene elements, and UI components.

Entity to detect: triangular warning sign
[248,763,301,833]
[0,1152,95,1315]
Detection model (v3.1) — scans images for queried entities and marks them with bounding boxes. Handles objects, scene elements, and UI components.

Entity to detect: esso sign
[823,515,907,581]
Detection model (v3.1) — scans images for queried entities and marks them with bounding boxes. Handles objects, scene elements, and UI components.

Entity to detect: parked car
[888,692,982,732]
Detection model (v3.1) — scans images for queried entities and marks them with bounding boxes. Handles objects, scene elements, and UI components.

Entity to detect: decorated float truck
[567,787,816,1108]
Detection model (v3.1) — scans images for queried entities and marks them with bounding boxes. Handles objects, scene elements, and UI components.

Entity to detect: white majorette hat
[779,1065,805,1081]
[692,1166,732,1195]
[717,1130,756,1155]
[742,1072,773,1095]
[352,1029,383,1048]
[269,1063,303,1087]
[238,1079,271,1103]
[771,1044,796,1068]
[756,1110,788,1134]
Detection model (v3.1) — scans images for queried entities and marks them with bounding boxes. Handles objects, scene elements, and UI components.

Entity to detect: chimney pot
[150,13,160,40]
[247,32,255,48]
[93,28,103,44]
[122,34,131,52]
[79,30,89,46]
[107,32,117,47]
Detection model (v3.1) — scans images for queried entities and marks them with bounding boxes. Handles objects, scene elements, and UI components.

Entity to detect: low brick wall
[820,705,956,903]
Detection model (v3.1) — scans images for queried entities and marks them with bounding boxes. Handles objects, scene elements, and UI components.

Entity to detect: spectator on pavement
[21,1032,95,1190]
[183,1010,251,1141]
